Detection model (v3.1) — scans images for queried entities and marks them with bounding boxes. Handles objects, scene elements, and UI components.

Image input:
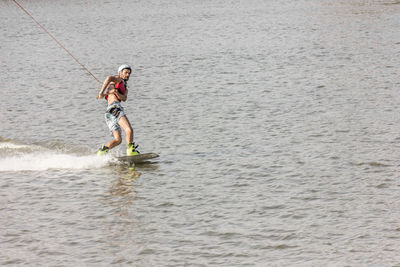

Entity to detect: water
[1,0,400,265]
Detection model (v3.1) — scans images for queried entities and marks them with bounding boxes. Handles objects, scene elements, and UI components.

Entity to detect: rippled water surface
[1,0,400,265]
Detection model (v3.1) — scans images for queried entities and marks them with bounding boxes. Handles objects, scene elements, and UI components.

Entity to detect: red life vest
[105,81,126,101]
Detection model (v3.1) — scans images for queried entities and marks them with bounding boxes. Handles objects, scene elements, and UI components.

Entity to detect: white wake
[0,141,114,172]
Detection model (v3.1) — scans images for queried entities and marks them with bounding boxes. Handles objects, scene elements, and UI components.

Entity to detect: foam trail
[0,152,113,172]
[0,140,115,172]
[0,143,30,149]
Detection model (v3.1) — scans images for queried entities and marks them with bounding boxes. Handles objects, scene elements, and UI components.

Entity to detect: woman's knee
[113,135,122,145]
[116,137,122,144]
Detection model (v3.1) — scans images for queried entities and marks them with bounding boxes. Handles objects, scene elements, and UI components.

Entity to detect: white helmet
[118,64,131,73]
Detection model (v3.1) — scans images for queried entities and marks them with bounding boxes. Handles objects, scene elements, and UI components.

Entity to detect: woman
[96,64,139,156]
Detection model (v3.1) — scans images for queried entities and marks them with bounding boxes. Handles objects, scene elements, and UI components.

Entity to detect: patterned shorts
[105,102,126,133]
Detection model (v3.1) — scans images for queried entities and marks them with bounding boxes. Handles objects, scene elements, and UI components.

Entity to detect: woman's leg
[118,116,133,144]
[106,130,122,149]
[118,116,140,155]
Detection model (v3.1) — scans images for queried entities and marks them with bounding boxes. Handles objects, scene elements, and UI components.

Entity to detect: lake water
[1,0,400,265]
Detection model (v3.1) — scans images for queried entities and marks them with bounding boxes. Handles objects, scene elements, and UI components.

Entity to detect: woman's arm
[96,75,122,99]
[114,88,128,102]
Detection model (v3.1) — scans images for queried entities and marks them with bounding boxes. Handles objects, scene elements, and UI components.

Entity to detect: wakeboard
[117,153,159,164]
